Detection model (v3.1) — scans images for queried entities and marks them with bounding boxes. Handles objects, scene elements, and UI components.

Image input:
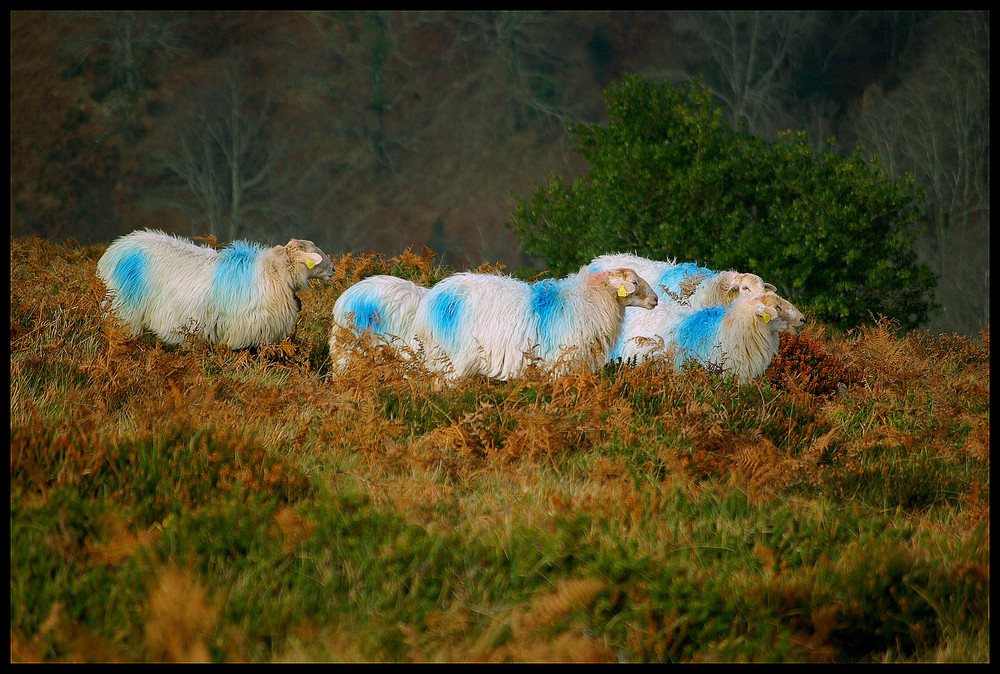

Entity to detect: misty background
[10,11,988,336]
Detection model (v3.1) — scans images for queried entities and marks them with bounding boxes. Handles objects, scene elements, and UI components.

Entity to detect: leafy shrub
[507,75,938,331]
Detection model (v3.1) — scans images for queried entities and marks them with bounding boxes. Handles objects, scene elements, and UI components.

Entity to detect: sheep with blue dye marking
[591,253,804,334]
[413,266,658,380]
[328,275,428,367]
[97,229,334,348]
[610,290,789,380]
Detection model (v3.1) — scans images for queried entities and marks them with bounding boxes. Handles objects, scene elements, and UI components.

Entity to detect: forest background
[10,10,989,337]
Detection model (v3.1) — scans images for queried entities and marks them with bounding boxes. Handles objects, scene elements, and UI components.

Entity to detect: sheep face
[775,297,805,336]
[286,239,334,282]
[601,268,658,310]
[720,271,775,299]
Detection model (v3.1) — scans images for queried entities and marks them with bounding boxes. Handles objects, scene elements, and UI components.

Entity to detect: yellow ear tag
[762,312,771,323]
[618,283,628,297]
[306,259,316,269]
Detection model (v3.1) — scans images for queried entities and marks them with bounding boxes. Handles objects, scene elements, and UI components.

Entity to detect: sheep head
[772,296,804,335]
[744,291,791,333]
[720,271,804,335]
[600,268,658,310]
[719,271,775,299]
[286,239,334,281]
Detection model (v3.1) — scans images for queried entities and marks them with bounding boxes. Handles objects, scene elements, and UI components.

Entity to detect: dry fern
[144,565,218,663]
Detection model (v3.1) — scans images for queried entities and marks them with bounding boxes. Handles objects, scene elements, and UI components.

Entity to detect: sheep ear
[756,304,777,324]
[615,271,638,297]
[295,251,323,269]
[764,283,777,292]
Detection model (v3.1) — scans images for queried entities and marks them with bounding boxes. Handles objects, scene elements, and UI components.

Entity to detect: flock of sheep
[97,229,805,381]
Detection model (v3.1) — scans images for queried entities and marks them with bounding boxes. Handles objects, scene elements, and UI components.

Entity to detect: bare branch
[155,57,300,242]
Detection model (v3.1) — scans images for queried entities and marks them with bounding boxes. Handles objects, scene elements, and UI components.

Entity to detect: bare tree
[63,11,185,95]
[294,11,587,257]
[300,11,411,174]
[442,12,586,133]
[57,11,187,153]
[853,12,989,333]
[301,11,583,166]
[157,58,298,242]
[672,11,825,138]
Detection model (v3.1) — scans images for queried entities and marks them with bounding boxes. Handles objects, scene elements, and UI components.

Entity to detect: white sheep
[413,266,658,380]
[97,229,334,348]
[591,253,805,334]
[611,290,790,380]
[328,275,428,366]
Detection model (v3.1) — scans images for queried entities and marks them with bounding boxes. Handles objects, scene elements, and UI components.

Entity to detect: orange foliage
[766,330,853,396]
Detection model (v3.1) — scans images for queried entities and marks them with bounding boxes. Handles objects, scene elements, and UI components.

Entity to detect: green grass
[10,237,990,662]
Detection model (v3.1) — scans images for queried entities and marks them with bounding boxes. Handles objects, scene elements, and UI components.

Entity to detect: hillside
[10,236,990,662]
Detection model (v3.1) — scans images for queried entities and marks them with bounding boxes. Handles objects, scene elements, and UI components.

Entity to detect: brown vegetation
[10,235,990,662]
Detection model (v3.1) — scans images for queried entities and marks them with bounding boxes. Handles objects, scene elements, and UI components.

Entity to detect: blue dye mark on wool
[531,279,566,355]
[675,304,726,358]
[211,241,262,310]
[656,262,714,299]
[343,296,385,333]
[426,289,464,352]
[111,248,149,309]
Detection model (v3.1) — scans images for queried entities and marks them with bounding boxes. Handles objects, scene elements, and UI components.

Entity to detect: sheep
[413,266,658,380]
[328,275,428,367]
[610,290,790,380]
[96,229,334,348]
[591,253,805,334]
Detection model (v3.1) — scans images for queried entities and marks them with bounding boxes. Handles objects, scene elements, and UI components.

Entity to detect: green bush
[507,75,938,332]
